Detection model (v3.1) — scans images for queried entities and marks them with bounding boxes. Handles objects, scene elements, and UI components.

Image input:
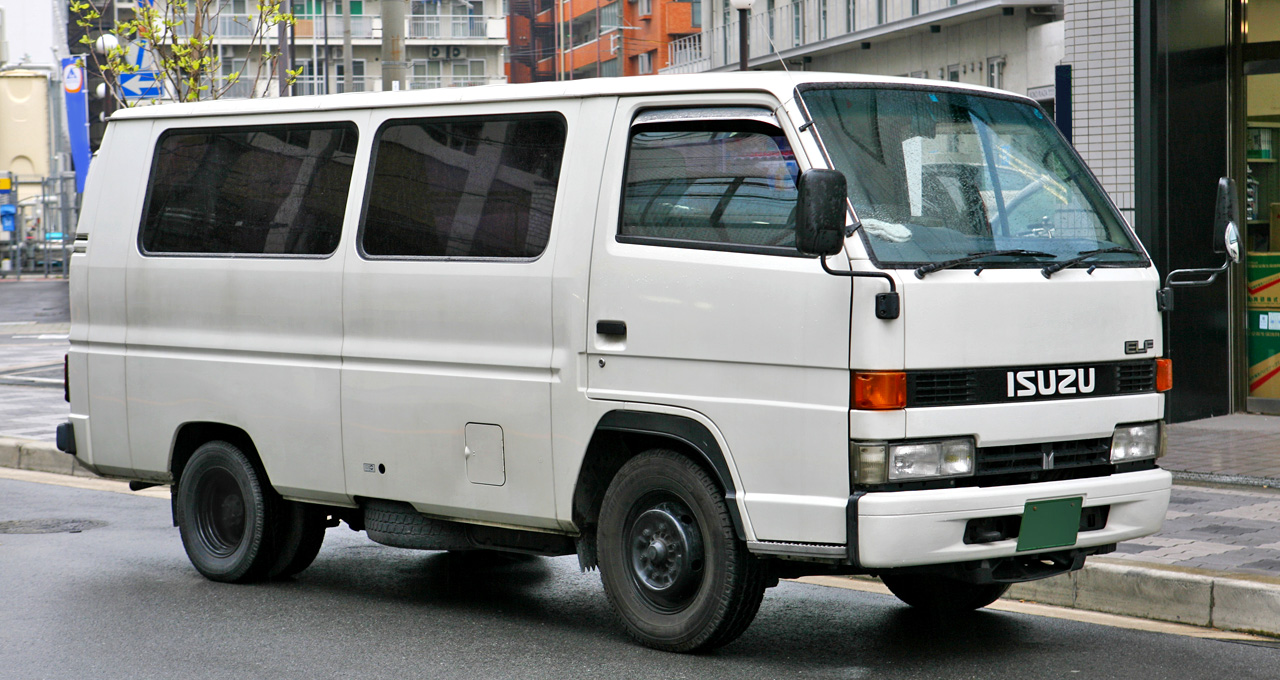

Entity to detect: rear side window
[620,121,799,253]
[140,123,358,256]
[361,113,567,259]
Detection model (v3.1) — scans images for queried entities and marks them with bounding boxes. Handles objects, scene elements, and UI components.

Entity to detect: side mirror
[796,169,848,257]
[1213,176,1242,263]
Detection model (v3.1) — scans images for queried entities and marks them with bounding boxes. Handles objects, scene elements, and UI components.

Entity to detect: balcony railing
[293,15,377,39]
[178,13,268,39]
[663,0,831,73]
[407,75,502,89]
[407,15,505,39]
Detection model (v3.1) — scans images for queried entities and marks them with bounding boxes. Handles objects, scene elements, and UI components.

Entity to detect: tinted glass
[141,123,358,255]
[800,87,1144,267]
[621,123,799,250]
[362,114,567,258]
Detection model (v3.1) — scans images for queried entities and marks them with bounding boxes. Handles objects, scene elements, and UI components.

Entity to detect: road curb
[1005,558,1280,637]
[0,436,96,477]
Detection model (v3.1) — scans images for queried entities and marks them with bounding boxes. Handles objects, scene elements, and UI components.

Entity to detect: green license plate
[1016,496,1083,552]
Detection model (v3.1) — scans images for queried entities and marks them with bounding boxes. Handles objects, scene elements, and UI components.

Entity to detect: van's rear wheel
[267,501,327,579]
[880,573,1010,612]
[176,441,276,583]
[597,450,767,652]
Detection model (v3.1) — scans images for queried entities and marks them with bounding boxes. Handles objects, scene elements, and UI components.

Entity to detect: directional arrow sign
[119,71,163,99]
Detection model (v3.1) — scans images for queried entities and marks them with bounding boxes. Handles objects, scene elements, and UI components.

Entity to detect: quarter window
[362,113,567,258]
[140,123,358,256]
[620,121,799,252]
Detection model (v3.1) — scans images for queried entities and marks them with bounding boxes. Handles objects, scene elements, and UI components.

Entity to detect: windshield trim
[792,82,1151,272]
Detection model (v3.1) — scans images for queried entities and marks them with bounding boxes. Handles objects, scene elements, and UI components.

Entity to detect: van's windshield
[798,85,1145,269]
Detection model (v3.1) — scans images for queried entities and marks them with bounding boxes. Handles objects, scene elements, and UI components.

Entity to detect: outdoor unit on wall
[430,46,467,59]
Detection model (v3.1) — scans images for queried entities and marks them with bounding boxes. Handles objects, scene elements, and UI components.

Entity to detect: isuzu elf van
[58,73,1189,652]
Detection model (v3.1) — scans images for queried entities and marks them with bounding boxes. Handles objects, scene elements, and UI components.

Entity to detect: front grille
[910,370,977,406]
[975,437,1112,477]
[1116,362,1156,393]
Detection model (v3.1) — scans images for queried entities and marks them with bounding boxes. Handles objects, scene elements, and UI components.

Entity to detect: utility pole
[380,0,407,91]
[342,0,353,92]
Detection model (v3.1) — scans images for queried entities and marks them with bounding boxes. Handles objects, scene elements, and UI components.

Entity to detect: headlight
[889,439,975,480]
[853,438,975,485]
[1110,421,1164,462]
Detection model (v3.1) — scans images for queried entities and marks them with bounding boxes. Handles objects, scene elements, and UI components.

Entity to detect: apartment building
[154,0,509,97]
[508,0,701,82]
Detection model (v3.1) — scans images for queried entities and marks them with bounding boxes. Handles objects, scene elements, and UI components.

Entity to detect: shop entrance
[1244,0,1280,414]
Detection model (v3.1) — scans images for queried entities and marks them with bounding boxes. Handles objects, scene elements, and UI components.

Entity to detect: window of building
[335,59,366,92]
[947,64,960,82]
[638,0,652,16]
[334,0,364,14]
[820,0,827,40]
[637,51,654,74]
[847,0,855,32]
[876,0,885,24]
[987,56,1006,90]
[792,5,800,45]
[620,121,800,253]
[767,0,775,41]
[141,123,358,256]
[911,0,918,16]
[362,114,567,259]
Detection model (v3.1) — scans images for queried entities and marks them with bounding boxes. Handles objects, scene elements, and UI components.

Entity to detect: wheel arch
[573,410,746,545]
[169,421,262,486]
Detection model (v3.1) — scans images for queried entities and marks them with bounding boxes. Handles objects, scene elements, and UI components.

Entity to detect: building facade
[508,0,701,82]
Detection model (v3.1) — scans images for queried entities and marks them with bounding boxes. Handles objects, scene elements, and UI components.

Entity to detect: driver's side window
[619,120,799,253]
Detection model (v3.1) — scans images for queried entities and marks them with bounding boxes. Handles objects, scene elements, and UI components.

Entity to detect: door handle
[596,320,627,336]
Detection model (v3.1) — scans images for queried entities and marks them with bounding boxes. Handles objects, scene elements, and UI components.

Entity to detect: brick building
[508,0,700,82]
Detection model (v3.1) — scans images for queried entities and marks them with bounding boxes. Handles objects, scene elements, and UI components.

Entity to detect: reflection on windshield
[799,86,1146,268]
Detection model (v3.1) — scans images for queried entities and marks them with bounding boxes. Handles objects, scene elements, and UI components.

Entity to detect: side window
[141,123,358,256]
[361,113,567,259]
[620,121,799,252]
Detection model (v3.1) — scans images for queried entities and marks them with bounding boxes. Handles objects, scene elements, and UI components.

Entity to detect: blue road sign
[120,71,163,99]
[1,205,15,233]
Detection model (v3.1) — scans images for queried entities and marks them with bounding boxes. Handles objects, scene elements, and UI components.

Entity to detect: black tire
[880,573,1010,613]
[597,450,768,653]
[175,440,277,583]
[267,501,327,579]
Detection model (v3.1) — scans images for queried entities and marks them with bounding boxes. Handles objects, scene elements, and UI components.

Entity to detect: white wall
[0,0,59,68]
[1063,0,1134,222]
[807,11,1062,99]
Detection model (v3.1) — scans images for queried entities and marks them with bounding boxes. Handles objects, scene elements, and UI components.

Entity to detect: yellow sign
[0,177,10,193]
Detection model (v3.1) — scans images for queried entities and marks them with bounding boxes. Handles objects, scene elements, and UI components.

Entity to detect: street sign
[120,71,163,99]
[61,57,91,193]
[1,205,15,233]
[0,177,10,194]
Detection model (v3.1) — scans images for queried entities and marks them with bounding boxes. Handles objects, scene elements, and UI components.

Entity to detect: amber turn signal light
[1156,358,1172,392]
[853,371,907,410]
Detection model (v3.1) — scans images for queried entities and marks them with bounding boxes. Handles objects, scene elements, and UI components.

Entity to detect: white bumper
[856,468,1171,569]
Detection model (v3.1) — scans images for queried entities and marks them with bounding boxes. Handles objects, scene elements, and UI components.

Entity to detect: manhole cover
[0,519,106,534]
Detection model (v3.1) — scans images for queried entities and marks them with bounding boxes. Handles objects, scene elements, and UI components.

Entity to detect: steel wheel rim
[195,467,247,558]
[626,498,705,612]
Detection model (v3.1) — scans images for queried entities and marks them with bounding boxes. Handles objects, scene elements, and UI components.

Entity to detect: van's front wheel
[597,450,766,652]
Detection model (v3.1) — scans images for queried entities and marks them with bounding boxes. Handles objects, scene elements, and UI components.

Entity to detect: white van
[59,73,1179,652]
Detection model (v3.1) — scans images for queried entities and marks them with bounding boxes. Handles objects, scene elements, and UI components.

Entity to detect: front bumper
[853,468,1171,569]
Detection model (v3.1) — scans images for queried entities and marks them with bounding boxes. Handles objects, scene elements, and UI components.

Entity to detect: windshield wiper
[914,249,1057,279]
[1041,247,1145,278]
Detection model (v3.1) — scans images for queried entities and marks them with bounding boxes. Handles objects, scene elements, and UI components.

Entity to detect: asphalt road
[3,476,1279,680]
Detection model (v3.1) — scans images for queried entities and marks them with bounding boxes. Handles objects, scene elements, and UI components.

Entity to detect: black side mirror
[796,169,848,257]
[1158,176,1243,311]
[1212,177,1242,263]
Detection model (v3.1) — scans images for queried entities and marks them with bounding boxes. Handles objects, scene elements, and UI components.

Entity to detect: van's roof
[110,72,1033,121]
